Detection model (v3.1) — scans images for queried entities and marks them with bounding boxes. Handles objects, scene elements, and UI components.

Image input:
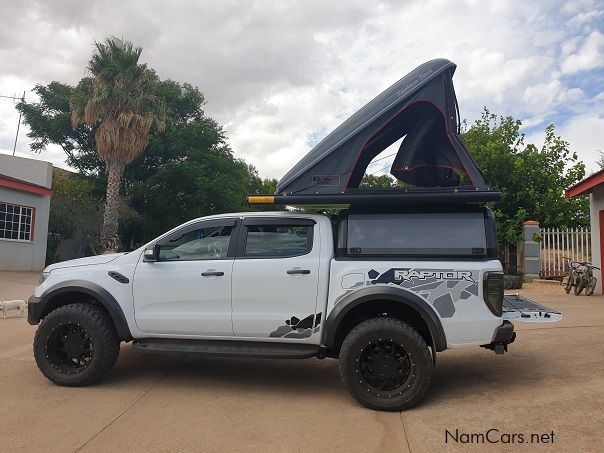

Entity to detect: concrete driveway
[1,272,603,452]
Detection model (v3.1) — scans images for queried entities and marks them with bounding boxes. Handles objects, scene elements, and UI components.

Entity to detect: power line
[367,162,395,176]
[366,151,397,167]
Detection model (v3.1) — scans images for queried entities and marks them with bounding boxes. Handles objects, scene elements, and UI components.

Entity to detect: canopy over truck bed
[249,59,500,206]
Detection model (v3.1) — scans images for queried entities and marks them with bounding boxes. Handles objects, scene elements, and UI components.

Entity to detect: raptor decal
[269,313,322,338]
[367,268,479,318]
[393,269,475,283]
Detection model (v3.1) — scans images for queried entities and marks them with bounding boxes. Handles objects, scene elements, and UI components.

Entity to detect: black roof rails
[248,188,500,207]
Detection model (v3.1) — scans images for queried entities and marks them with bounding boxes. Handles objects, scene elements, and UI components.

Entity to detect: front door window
[159,225,233,261]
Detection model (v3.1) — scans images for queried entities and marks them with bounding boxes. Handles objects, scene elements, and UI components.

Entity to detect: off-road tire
[503,275,513,290]
[574,279,585,295]
[503,275,523,290]
[339,317,433,411]
[585,277,597,296]
[564,277,572,294]
[33,303,120,386]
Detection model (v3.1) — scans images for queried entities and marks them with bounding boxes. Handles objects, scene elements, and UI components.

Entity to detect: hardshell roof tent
[265,59,499,206]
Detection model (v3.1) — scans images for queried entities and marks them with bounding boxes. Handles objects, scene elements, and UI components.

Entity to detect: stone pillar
[522,220,540,282]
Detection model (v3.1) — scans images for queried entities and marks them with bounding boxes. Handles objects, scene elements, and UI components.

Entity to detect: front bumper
[27,295,44,325]
[481,320,516,354]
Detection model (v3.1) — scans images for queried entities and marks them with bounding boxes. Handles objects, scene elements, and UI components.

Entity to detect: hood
[45,253,126,271]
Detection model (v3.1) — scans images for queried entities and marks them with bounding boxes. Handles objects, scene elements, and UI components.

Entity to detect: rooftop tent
[275,59,493,199]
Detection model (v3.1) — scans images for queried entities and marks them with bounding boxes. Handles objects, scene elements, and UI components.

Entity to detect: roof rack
[248,188,501,207]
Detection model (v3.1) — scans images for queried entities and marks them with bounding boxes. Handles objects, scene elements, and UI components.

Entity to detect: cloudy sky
[0,0,603,180]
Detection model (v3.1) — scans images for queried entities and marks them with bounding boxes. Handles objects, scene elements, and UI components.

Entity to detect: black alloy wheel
[46,322,94,375]
[358,340,413,397]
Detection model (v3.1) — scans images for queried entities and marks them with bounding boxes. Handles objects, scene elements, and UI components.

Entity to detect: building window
[0,202,34,241]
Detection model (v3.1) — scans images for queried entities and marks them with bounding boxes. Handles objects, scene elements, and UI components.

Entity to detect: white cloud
[0,0,602,182]
[561,30,604,74]
[561,0,602,16]
[558,114,604,172]
[568,10,604,27]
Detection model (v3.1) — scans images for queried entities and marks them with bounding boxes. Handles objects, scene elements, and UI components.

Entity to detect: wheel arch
[324,286,447,353]
[34,280,132,341]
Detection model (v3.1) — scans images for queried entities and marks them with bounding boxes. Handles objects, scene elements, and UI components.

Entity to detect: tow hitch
[481,320,516,354]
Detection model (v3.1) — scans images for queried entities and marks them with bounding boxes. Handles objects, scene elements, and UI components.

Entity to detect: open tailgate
[502,294,562,323]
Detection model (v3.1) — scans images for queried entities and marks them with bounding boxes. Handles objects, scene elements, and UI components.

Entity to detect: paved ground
[1,271,603,452]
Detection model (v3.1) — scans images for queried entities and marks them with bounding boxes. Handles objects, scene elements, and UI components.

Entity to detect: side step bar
[132,339,320,359]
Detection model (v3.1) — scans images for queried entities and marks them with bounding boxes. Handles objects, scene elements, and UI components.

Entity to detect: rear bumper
[481,320,516,354]
[27,295,44,325]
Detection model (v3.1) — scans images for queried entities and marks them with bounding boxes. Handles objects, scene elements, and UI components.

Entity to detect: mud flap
[502,294,562,323]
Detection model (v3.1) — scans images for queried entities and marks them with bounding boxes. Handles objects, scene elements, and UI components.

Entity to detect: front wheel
[564,276,573,294]
[574,277,585,295]
[339,317,433,411]
[33,303,120,386]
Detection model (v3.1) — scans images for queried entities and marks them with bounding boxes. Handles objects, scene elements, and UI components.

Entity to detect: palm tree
[70,37,165,252]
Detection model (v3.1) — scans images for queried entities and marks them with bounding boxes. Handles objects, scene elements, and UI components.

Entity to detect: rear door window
[243,224,313,258]
[347,212,487,256]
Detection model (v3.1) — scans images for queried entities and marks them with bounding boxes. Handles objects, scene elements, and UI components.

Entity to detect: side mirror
[143,244,160,262]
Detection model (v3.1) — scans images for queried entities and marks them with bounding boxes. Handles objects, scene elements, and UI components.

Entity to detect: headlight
[39,272,51,284]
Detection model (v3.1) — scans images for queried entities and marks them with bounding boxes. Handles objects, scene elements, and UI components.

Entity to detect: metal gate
[540,227,591,278]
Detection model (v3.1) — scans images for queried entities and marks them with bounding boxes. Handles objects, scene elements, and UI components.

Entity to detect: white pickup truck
[28,207,560,411]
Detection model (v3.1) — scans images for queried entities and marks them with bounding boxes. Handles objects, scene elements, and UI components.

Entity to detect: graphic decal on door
[366,268,479,318]
[269,313,322,338]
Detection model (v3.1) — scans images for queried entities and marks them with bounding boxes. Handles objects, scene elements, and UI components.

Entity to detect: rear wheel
[33,304,120,386]
[339,317,433,411]
[585,277,597,296]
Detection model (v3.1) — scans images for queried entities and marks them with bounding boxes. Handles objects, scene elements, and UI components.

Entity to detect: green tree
[46,168,102,262]
[462,109,589,244]
[17,82,101,175]
[119,80,282,245]
[70,38,166,252]
[360,174,400,188]
[18,59,277,248]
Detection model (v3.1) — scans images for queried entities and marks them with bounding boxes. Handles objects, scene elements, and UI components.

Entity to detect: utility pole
[0,91,26,155]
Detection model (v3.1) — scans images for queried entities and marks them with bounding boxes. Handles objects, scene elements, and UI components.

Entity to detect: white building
[565,169,604,294]
[0,154,53,271]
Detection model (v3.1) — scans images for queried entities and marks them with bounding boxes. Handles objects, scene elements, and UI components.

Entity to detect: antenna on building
[0,91,26,155]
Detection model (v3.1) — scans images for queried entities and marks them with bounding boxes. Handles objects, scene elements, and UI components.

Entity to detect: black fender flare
[324,285,447,351]
[30,280,132,341]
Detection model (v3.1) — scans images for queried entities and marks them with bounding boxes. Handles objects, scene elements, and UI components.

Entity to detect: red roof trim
[0,174,53,197]
[565,169,604,198]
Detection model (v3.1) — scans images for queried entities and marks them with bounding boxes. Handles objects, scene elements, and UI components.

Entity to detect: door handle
[287,269,310,275]
[201,271,224,277]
